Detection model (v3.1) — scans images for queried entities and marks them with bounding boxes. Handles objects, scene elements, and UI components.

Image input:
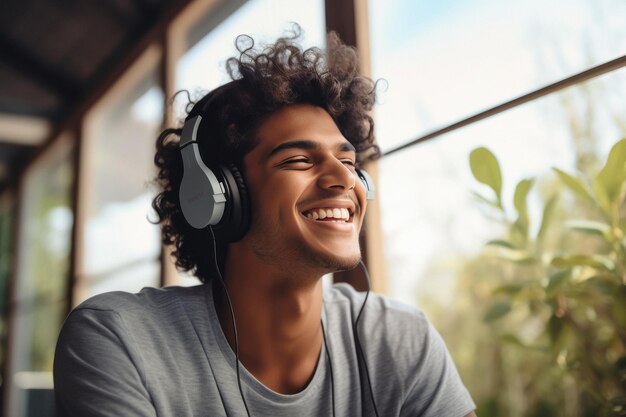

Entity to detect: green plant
[468,139,626,416]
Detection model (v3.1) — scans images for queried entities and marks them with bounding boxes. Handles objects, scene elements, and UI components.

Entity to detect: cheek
[244,175,272,224]
[247,174,307,218]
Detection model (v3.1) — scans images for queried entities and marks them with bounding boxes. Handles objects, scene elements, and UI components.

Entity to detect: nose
[317,157,356,192]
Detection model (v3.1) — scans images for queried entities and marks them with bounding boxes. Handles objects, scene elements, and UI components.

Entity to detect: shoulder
[325,283,430,333]
[61,284,207,341]
[324,283,436,367]
[75,284,206,313]
[53,288,198,416]
[325,284,475,416]
[56,285,209,373]
[70,284,206,324]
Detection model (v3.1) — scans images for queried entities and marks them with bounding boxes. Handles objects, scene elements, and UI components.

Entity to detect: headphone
[178,81,376,239]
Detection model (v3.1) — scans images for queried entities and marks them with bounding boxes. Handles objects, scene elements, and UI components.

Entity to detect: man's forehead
[266,138,356,158]
[249,104,356,158]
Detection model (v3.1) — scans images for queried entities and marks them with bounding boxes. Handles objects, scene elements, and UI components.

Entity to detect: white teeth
[302,207,353,221]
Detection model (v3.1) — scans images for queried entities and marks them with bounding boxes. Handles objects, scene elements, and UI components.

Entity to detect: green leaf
[513,178,534,222]
[565,220,611,239]
[613,298,626,327]
[550,254,616,271]
[594,138,626,213]
[546,270,571,294]
[552,168,595,205]
[512,178,535,242]
[509,222,530,250]
[470,147,503,206]
[483,301,512,322]
[492,246,536,263]
[499,333,526,347]
[537,194,558,243]
[547,314,564,344]
[583,276,619,296]
[493,283,526,295]
[486,239,514,248]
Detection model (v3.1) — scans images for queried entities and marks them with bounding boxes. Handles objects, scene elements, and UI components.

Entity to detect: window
[378,69,625,305]
[8,134,74,417]
[369,0,625,411]
[78,47,163,300]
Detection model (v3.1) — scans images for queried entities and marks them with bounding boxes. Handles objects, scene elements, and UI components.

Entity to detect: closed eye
[280,158,313,169]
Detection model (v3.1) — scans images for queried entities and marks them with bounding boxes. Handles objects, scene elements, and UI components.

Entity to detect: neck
[214,245,326,394]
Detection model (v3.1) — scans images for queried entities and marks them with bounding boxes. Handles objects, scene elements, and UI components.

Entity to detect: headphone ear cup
[356,168,376,201]
[179,142,228,229]
[216,164,250,242]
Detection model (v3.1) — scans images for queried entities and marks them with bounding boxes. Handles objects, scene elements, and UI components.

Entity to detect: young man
[54,28,476,416]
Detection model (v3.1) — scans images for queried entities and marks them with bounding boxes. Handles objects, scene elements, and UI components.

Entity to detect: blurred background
[0,0,624,416]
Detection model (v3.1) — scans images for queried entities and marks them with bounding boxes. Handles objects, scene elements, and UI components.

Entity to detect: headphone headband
[185,80,242,122]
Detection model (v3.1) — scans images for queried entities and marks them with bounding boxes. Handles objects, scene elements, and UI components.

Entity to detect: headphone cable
[354,259,381,417]
[321,319,336,417]
[209,226,252,417]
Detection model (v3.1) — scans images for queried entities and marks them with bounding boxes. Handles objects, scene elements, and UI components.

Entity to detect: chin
[316,251,362,273]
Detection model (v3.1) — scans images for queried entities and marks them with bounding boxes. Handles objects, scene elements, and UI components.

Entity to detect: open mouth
[300,207,354,223]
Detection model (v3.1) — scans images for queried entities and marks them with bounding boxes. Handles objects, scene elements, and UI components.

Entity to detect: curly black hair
[152,25,381,282]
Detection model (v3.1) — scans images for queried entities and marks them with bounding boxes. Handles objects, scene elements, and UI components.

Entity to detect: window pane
[11,300,62,416]
[83,67,163,297]
[87,260,160,296]
[380,68,625,301]
[9,136,73,417]
[369,0,626,151]
[377,68,625,411]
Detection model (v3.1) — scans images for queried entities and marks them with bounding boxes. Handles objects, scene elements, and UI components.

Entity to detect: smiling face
[237,103,367,274]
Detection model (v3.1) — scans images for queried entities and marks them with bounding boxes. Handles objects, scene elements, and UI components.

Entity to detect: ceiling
[0,0,177,194]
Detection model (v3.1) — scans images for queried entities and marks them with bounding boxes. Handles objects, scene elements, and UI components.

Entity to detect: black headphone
[178,81,376,241]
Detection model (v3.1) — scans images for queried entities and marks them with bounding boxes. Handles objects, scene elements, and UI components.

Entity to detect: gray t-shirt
[54,283,475,416]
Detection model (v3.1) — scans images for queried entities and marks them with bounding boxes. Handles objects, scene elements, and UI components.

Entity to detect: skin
[214,103,478,417]
[216,103,365,394]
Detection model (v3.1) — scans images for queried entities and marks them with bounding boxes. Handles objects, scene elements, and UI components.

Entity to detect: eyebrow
[268,139,356,158]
